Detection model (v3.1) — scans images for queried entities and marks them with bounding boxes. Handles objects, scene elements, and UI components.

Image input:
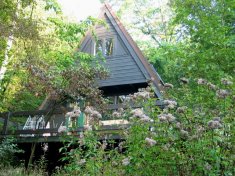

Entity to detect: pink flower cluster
[112,111,122,118]
[208,117,222,129]
[77,159,86,165]
[221,78,233,85]
[145,137,157,146]
[122,157,130,166]
[216,89,230,99]
[180,129,189,139]
[133,90,150,100]
[163,100,177,109]
[158,113,176,122]
[85,106,102,119]
[197,78,207,85]
[180,77,189,84]
[207,82,216,90]
[176,106,187,113]
[65,108,81,118]
[164,83,174,89]
[112,108,124,118]
[130,108,153,122]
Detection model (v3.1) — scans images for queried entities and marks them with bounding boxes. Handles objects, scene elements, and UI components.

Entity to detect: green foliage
[44,0,62,14]
[57,131,110,175]
[0,0,234,175]
[122,86,234,175]
[56,83,234,175]
[0,137,24,166]
[169,0,234,77]
[21,1,235,175]
[0,165,47,176]
[0,0,106,112]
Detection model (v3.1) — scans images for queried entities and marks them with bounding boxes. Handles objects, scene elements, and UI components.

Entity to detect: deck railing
[0,108,72,136]
[0,107,130,142]
[0,101,163,142]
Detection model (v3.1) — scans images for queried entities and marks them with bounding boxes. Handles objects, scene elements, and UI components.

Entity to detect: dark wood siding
[98,55,146,87]
[80,12,147,88]
[115,36,128,56]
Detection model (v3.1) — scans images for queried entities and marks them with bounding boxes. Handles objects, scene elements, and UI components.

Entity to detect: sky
[57,0,102,22]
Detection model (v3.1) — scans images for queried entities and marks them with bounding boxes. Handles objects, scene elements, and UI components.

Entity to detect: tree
[0,0,106,112]
[0,0,41,111]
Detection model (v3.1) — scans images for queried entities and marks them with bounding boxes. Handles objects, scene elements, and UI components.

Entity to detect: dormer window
[94,38,114,56]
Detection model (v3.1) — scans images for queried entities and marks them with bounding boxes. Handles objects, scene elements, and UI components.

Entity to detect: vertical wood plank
[2,112,11,135]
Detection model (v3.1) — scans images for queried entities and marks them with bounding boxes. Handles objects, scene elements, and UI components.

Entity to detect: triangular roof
[79,3,164,98]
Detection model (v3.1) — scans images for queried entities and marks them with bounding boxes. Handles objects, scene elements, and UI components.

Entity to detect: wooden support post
[2,112,11,135]
[27,142,37,171]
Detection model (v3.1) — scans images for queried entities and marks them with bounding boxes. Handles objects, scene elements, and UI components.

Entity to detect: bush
[0,137,24,166]
[57,83,234,175]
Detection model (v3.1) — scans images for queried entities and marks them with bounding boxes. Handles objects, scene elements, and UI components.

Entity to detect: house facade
[79,3,164,100]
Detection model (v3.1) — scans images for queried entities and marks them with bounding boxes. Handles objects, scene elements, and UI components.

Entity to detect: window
[95,39,103,55]
[105,38,114,56]
[94,38,114,56]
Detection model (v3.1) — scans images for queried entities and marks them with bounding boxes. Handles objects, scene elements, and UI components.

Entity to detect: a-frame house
[79,3,164,98]
[0,3,165,167]
[0,3,165,142]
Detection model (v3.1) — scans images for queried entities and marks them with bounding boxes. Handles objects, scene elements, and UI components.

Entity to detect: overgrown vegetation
[52,84,234,175]
[0,0,234,175]
[0,0,106,112]
[0,137,24,166]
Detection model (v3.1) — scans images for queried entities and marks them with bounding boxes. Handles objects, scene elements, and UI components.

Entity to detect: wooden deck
[0,107,130,143]
[0,101,163,143]
[0,124,129,143]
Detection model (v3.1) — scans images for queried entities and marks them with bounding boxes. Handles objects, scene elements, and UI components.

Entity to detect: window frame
[104,38,114,56]
[94,37,115,57]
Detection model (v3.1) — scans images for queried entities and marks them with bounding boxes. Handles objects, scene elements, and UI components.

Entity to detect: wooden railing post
[2,112,11,135]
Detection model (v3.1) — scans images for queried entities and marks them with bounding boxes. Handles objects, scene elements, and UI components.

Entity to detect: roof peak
[100,2,114,15]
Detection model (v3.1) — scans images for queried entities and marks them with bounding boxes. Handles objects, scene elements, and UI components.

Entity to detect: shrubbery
[56,79,234,176]
[0,137,24,166]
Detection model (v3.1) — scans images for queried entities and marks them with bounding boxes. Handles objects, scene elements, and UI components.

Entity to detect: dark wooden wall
[80,14,147,88]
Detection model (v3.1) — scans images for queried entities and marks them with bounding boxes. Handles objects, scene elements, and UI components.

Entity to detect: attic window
[105,38,113,56]
[95,39,103,55]
[94,38,114,56]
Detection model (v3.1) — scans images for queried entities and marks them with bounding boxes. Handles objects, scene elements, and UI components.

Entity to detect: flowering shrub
[57,78,234,175]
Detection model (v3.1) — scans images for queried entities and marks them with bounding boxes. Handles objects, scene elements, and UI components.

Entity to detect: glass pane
[105,38,113,56]
[106,96,115,104]
[95,39,102,55]
[118,95,126,104]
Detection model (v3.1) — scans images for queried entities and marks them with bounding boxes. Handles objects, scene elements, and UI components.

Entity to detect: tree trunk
[0,1,19,83]
[0,35,14,82]
[27,142,37,170]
